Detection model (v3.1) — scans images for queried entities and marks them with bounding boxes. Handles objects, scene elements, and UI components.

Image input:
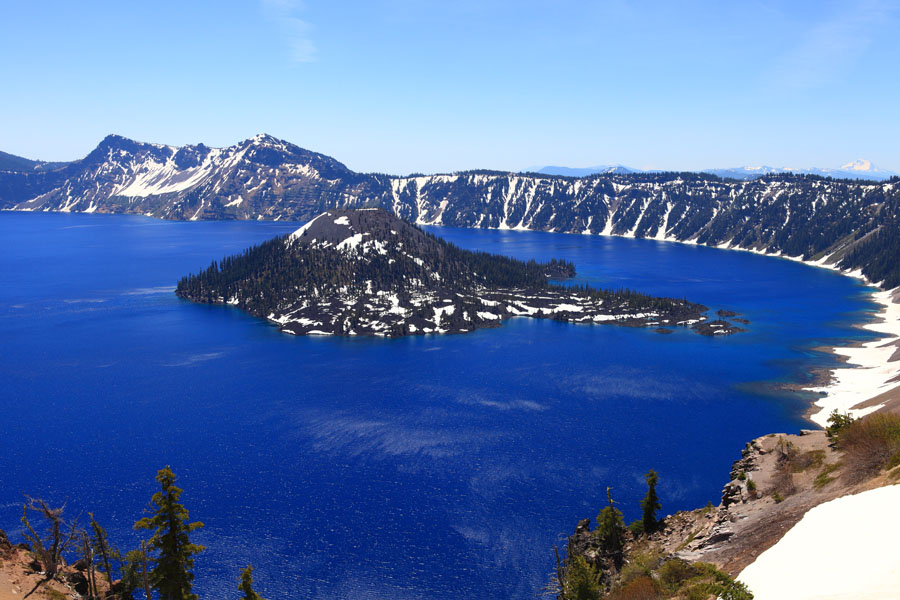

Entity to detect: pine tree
[640,470,661,534]
[134,466,205,600]
[595,487,626,568]
[238,565,266,600]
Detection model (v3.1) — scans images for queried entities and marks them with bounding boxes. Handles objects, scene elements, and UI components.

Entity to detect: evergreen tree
[640,470,661,534]
[238,565,266,600]
[134,466,205,600]
[562,554,601,600]
[594,487,626,568]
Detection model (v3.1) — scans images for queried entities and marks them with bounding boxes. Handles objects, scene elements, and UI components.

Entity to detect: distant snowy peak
[532,165,636,177]
[534,161,896,181]
[706,160,896,181]
[840,158,877,172]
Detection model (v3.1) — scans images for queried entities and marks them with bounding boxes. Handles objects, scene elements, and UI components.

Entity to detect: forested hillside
[4,134,899,288]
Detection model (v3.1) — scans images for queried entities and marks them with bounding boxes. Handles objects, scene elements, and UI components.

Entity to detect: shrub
[826,410,855,440]
[813,463,840,489]
[770,463,796,499]
[628,520,644,537]
[687,563,754,600]
[772,490,784,503]
[774,437,797,464]
[618,550,663,587]
[607,575,662,600]
[658,558,699,588]
[746,478,757,493]
[562,554,602,600]
[45,589,67,600]
[837,412,900,481]
[790,449,825,473]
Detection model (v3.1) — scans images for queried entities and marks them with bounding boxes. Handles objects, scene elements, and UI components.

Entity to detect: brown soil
[0,544,110,600]
[647,430,896,577]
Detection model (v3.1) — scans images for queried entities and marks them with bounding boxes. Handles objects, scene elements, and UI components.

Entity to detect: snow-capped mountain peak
[840,159,875,172]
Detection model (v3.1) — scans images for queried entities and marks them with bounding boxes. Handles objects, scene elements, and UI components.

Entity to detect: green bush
[627,520,644,537]
[826,410,855,440]
[813,463,840,489]
[562,554,602,600]
[658,558,698,588]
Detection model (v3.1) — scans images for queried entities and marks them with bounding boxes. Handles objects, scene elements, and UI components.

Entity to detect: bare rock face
[568,518,597,559]
[721,481,744,508]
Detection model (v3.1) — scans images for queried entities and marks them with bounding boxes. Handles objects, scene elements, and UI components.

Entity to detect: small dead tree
[139,541,153,600]
[20,497,81,579]
[89,513,115,585]
[81,531,98,599]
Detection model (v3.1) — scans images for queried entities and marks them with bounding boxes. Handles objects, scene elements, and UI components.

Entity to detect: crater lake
[0,212,882,599]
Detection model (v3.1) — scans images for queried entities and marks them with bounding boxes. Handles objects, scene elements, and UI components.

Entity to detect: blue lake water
[0,212,881,599]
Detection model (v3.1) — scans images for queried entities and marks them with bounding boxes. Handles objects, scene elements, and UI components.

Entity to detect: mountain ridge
[3,134,900,290]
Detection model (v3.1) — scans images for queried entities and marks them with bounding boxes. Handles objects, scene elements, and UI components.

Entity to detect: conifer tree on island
[134,466,205,600]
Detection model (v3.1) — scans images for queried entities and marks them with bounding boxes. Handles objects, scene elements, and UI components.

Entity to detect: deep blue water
[0,212,881,599]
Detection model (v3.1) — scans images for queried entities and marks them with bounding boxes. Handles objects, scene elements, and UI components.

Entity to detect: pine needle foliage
[595,488,626,568]
[238,565,266,600]
[640,470,661,534]
[134,466,205,600]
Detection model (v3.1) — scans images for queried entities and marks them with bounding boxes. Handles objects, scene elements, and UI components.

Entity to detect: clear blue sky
[2,0,898,174]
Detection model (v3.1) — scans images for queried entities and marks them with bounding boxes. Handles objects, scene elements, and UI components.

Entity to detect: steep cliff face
[5,134,900,287]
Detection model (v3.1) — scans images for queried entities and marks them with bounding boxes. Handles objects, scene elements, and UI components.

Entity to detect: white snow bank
[739,484,900,599]
[289,213,326,241]
[808,288,900,427]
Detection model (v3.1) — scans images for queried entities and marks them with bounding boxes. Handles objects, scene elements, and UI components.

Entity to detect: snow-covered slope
[739,484,900,599]
[9,134,382,220]
[4,134,900,289]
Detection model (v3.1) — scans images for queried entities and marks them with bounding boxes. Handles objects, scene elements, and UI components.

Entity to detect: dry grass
[607,575,661,600]
[790,449,826,473]
[838,412,900,482]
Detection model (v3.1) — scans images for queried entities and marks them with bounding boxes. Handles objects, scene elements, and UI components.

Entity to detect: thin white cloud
[768,0,896,90]
[261,0,317,63]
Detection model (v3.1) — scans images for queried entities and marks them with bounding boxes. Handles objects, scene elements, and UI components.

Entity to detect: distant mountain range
[533,159,897,181]
[531,165,637,177]
[2,133,899,289]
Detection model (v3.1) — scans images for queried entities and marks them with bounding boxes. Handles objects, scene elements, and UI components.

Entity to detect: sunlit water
[0,212,880,599]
